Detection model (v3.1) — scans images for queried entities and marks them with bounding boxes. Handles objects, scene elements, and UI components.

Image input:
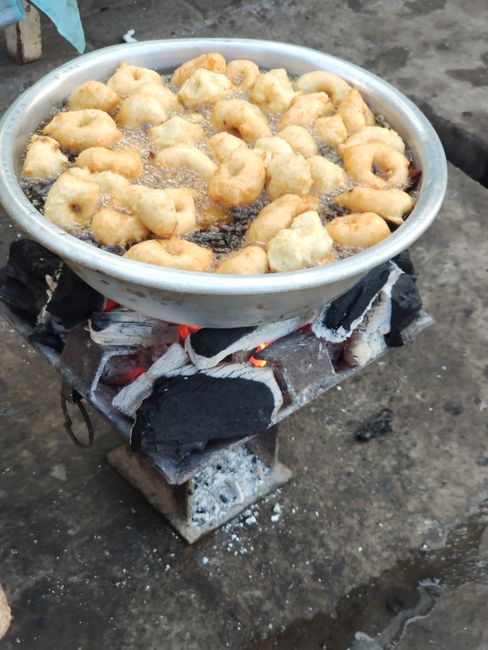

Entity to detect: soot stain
[446,67,488,87]
[404,0,446,14]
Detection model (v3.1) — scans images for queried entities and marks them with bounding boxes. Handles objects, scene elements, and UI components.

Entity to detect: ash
[191,445,270,528]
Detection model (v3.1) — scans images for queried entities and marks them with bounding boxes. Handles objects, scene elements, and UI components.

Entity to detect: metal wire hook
[60,386,94,448]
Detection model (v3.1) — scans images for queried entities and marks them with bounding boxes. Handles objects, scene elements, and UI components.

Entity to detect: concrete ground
[0,1,487,648]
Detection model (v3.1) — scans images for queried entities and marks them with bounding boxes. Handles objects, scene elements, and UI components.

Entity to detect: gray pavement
[0,1,488,648]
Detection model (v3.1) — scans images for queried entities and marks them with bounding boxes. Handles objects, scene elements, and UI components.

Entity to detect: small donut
[342,142,410,189]
[266,153,312,201]
[295,71,351,106]
[208,149,266,207]
[207,132,248,162]
[267,211,334,272]
[278,126,317,158]
[197,205,232,229]
[154,145,217,181]
[134,83,180,113]
[44,171,101,232]
[326,212,391,248]
[308,156,348,193]
[340,125,406,154]
[249,69,296,114]
[68,167,129,196]
[43,109,121,153]
[178,69,233,105]
[334,187,414,223]
[68,80,120,112]
[116,93,169,127]
[171,52,226,86]
[246,193,318,244]
[279,93,333,130]
[254,136,294,159]
[337,88,375,134]
[150,116,204,148]
[75,147,142,178]
[216,246,269,275]
[120,185,196,237]
[91,208,149,247]
[225,59,260,90]
[22,135,69,179]
[314,114,348,149]
[212,99,271,143]
[107,62,161,98]
[124,238,212,272]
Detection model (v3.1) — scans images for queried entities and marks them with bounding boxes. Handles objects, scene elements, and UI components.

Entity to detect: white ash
[190,446,270,528]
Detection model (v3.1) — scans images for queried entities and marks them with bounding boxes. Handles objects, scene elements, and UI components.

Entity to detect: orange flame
[249,341,272,368]
[178,324,201,342]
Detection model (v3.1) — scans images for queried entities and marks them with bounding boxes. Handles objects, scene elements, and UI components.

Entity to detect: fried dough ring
[216,246,269,275]
[124,238,212,272]
[266,153,312,201]
[68,80,120,112]
[134,83,180,112]
[178,69,233,105]
[326,212,390,248]
[44,171,101,232]
[337,88,375,134]
[295,70,352,106]
[267,211,333,272]
[225,59,260,90]
[172,53,226,86]
[334,187,414,224]
[308,156,348,193]
[246,193,318,244]
[278,126,317,158]
[120,185,196,237]
[342,142,410,189]
[75,147,142,179]
[68,167,130,196]
[91,208,149,247]
[207,132,248,162]
[116,93,169,127]
[43,109,121,153]
[340,125,405,154]
[22,135,69,179]
[107,62,162,98]
[208,149,266,207]
[279,92,333,129]
[150,116,204,148]
[254,136,294,163]
[314,114,348,149]
[154,145,217,181]
[249,69,296,114]
[212,99,271,143]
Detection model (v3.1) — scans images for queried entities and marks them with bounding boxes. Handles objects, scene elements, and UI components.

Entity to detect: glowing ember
[249,341,272,368]
[178,324,201,342]
[103,299,119,312]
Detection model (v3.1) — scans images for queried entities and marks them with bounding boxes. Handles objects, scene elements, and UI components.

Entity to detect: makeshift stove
[0,239,432,542]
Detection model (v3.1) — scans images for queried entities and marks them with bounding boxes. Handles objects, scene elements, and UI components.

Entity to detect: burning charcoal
[355,408,393,442]
[386,273,422,347]
[89,307,178,348]
[0,238,61,326]
[312,263,392,342]
[46,266,104,329]
[186,317,304,369]
[131,363,283,455]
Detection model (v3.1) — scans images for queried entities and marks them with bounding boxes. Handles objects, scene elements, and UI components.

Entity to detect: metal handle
[60,385,94,448]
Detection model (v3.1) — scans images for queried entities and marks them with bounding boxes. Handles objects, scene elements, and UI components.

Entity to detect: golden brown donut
[124,238,212,272]
[44,171,101,232]
[340,125,406,153]
[295,70,352,106]
[342,142,410,189]
[68,167,130,196]
[22,135,69,179]
[91,208,149,247]
[246,193,318,244]
[107,62,162,98]
[249,68,296,114]
[134,83,180,113]
[266,153,312,200]
[225,59,260,90]
[43,109,121,153]
[212,99,271,143]
[75,147,142,178]
[337,88,375,134]
[216,246,269,274]
[150,116,205,148]
[326,212,391,248]
[279,92,333,129]
[178,69,233,105]
[334,187,414,223]
[207,132,248,162]
[68,80,120,112]
[154,145,217,181]
[116,93,169,127]
[171,52,226,86]
[314,114,348,149]
[208,149,266,207]
[308,156,348,193]
[278,125,318,158]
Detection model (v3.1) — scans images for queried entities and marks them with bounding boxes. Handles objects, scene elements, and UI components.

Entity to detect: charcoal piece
[47,266,104,329]
[28,323,65,353]
[189,327,255,359]
[355,408,393,442]
[313,263,391,342]
[132,364,282,454]
[386,273,422,347]
[0,239,61,325]
[392,250,416,278]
